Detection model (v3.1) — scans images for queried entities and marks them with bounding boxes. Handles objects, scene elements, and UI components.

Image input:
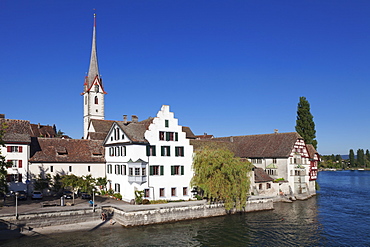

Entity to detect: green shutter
[175,132,178,141]
[146,145,150,156]
[161,146,164,156]
[153,146,156,156]
[166,132,170,141]
[165,120,169,127]
[171,166,174,175]
[181,166,184,175]
[168,147,170,156]
[160,166,164,175]
[175,147,178,157]
[150,166,153,176]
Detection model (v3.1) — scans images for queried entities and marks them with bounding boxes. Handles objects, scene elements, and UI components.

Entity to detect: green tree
[357,149,365,168]
[96,177,107,191]
[33,173,52,192]
[295,96,318,149]
[191,147,252,211]
[0,123,8,195]
[349,149,355,168]
[80,175,96,193]
[61,174,82,204]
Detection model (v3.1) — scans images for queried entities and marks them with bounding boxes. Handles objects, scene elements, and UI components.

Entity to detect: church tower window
[95,96,98,104]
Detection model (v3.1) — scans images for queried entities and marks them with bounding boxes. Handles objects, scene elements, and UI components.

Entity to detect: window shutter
[160,166,164,175]
[18,174,22,182]
[171,166,174,175]
[19,160,22,168]
[123,146,126,156]
[153,146,156,156]
[7,146,11,152]
[161,146,164,156]
[166,132,170,141]
[181,166,184,175]
[175,132,178,141]
[19,146,23,153]
[175,147,178,157]
[150,166,153,175]
[146,145,150,156]
[168,147,170,156]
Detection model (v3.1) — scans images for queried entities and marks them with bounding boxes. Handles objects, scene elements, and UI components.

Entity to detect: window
[166,132,174,141]
[251,159,262,164]
[50,166,53,172]
[94,84,99,93]
[171,188,176,197]
[273,158,277,164]
[171,165,184,175]
[7,146,22,153]
[6,174,21,183]
[165,120,169,127]
[129,168,133,176]
[88,166,91,172]
[159,131,165,141]
[266,169,277,176]
[115,164,122,175]
[107,164,112,174]
[160,188,165,197]
[267,183,271,189]
[109,146,126,156]
[144,189,150,197]
[183,187,188,196]
[135,168,140,176]
[121,165,126,175]
[115,183,120,193]
[259,184,263,190]
[150,165,164,176]
[94,96,98,104]
[114,128,120,140]
[161,146,170,156]
[69,166,72,172]
[146,145,156,156]
[175,147,184,157]
[142,167,146,176]
[175,132,178,141]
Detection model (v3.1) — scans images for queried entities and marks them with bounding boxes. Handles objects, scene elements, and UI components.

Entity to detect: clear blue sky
[1,0,370,155]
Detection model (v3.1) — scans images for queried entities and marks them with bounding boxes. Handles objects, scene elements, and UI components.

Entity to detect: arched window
[94,96,98,104]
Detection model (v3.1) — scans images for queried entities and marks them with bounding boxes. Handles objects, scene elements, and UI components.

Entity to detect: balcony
[128,175,147,185]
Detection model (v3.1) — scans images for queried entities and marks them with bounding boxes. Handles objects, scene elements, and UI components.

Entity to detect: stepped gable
[30,124,56,138]
[254,167,274,183]
[211,132,302,158]
[29,138,104,163]
[0,118,31,143]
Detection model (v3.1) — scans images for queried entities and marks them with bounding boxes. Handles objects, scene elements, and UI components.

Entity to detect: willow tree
[295,96,318,149]
[191,147,252,211]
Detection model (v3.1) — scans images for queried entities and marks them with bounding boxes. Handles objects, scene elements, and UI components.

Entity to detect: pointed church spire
[85,13,100,91]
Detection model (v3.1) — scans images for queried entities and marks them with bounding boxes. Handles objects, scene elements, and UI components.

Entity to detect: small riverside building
[104,105,194,202]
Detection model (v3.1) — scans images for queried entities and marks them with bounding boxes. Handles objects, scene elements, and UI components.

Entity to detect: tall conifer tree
[349,149,355,168]
[295,96,318,149]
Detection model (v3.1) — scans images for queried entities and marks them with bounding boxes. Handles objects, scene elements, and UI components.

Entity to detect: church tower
[82,14,106,139]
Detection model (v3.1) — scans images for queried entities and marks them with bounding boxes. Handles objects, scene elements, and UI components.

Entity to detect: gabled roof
[0,119,31,143]
[30,138,105,163]
[306,144,319,160]
[30,124,56,138]
[182,126,196,139]
[254,167,274,183]
[87,119,117,140]
[192,132,302,158]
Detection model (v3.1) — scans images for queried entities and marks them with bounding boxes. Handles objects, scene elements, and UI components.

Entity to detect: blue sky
[1,0,370,155]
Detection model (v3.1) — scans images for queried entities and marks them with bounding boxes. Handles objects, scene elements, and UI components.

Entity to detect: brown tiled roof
[29,138,105,163]
[116,122,148,143]
[254,167,274,183]
[190,139,237,153]
[306,144,319,160]
[206,132,302,158]
[182,126,196,139]
[30,124,56,138]
[0,119,31,143]
[194,133,214,139]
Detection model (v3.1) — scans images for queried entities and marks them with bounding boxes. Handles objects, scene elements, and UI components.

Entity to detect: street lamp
[11,191,19,220]
[92,188,95,212]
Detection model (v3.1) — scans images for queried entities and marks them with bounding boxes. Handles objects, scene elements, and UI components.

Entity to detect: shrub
[150,200,168,204]
[142,199,150,204]
[113,193,122,200]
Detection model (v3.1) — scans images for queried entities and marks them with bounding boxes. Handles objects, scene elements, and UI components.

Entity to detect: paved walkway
[0,195,207,217]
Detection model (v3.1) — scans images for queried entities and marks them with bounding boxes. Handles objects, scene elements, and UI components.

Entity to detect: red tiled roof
[306,144,319,160]
[182,126,196,139]
[0,119,31,143]
[30,138,105,163]
[30,124,56,138]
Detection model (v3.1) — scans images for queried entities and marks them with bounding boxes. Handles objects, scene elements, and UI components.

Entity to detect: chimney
[38,123,41,129]
[0,114,4,119]
[230,137,234,142]
[131,115,138,123]
[274,129,279,133]
[123,115,128,124]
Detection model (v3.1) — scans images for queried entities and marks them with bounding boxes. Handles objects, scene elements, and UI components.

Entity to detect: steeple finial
[85,12,100,91]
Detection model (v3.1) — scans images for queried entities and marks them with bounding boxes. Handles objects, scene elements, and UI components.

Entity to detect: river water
[3,170,370,246]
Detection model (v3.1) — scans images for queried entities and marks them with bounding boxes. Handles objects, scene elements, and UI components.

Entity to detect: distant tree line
[320,149,370,169]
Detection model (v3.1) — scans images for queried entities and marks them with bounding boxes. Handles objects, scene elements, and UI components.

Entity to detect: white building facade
[104,105,194,202]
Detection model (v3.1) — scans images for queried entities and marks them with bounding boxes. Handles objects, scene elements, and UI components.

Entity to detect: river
[3,170,370,246]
